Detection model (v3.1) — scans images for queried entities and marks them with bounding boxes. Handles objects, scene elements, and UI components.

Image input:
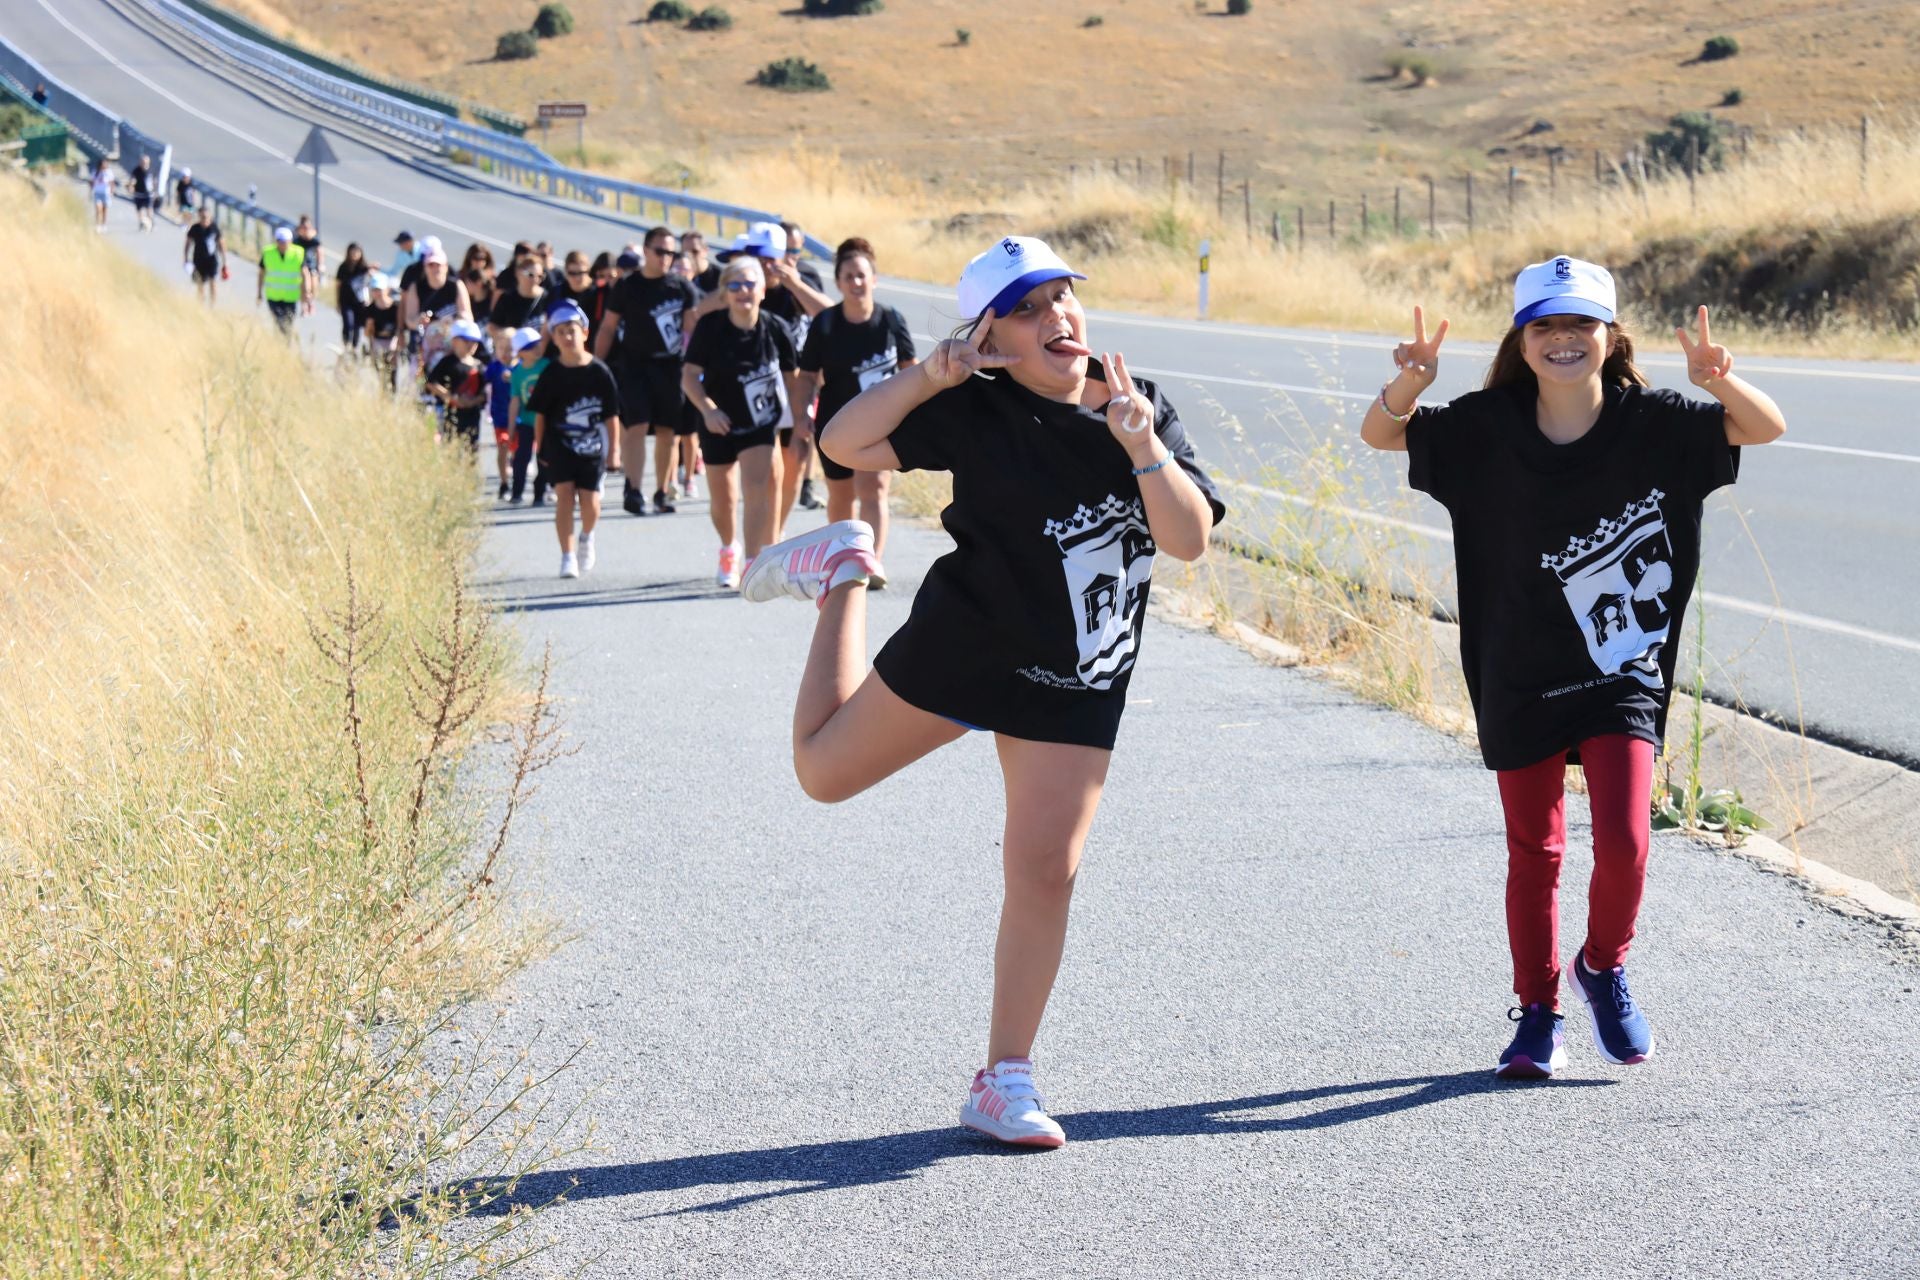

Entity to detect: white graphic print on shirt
[1045,494,1157,690]
[740,362,790,431]
[649,298,684,353]
[556,398,606,456]
[1541,489,1674,691]
[854,346,899,393]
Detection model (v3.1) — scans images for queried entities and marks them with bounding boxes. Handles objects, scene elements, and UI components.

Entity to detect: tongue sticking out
[1044,336,1091,358]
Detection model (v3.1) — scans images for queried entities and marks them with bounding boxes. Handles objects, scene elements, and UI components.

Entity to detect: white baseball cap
[719,222,785,262]
[511,326,544,353]
[273,226,292,242]
[421,235,444,256]
[1513,255,1616,325]
[958,236,1085,323]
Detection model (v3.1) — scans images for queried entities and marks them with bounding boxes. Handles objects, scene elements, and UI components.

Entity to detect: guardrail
[0,77,72,165]
[0,45,117,158]
[114,118,293,252]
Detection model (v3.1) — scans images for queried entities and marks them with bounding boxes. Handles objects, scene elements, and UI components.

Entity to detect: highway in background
[8,0,1918,763]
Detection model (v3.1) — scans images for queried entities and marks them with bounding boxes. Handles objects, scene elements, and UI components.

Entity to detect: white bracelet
[1377,383,1415,425]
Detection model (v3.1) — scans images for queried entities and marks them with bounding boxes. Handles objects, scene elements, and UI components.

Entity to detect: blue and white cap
[511,326,544,353]
[545,299,590,330]
[958,236,1086,324]
[718,221,785,262]
[449,319,486,343]
[1513,255,1616,325]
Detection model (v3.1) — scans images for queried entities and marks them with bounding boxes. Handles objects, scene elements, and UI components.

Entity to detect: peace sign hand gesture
[1100,351,1156,450]
[1392,305,1450,391]
[919,308,1021,390]
[1676,305,1733,387]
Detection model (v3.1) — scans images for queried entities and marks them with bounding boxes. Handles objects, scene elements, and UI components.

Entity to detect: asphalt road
[10,0,1919,767]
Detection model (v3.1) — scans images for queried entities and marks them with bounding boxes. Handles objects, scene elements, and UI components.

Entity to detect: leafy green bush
[647,0,691,19]
[1720,87,1743,106]
[755,56,831,91]
[1645,111,1726,173]
[955,27,971,45]
[1227,0,1251,13]
[1700,34,1739,62]
[1082,14,1104,26]
[687,5,732,29]
[802,0,882,12]
[532,3,573,36]
[496,29,538,59]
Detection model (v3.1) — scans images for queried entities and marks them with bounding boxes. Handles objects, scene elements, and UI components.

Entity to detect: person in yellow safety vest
[258,225,311,337]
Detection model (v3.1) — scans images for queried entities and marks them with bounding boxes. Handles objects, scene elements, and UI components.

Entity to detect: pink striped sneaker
[739,520,880,606]
[959,1057,1066,1149]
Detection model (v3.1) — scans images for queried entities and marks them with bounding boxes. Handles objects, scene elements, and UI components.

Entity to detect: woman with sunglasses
[598,226,700,517]
[401,247,473,390]
[680,257,807,588]
[488,254,550,355]
[460,242,500,330]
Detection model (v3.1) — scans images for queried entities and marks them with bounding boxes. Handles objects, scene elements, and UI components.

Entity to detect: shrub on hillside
[647,0,692,17]
[1227,0,1251,13]
[532,3,573,36]
[955,27,971,45]
[755,56,831,91]
[687,5,732,30]
[1721,87,1743,106]
[1700,34,1739,62]
[802,0,882,13]
[1645,111,1726,173]
[1082,14,1104,27]
[496,29,538,59]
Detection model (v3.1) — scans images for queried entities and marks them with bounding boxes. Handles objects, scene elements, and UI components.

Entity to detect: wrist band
[1132,456,1171,477]
[1377,383,1415,424]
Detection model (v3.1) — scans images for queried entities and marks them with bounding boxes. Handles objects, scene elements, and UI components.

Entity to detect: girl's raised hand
[919,308,1021,390]
[1100,351,1155,448]
[1676,305,1733,387]
[1392,305,1449,390]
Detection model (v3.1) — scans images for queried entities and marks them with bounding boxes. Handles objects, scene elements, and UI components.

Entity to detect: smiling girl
[739,237,1225,1147]
[1360,256,1786,1079]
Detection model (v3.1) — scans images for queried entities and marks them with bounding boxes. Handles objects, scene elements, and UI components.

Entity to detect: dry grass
[0,176,566,1277]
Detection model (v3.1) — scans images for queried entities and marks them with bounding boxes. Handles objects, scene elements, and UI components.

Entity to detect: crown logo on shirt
[1540,489,1666,575]
[1044,494,1135,546]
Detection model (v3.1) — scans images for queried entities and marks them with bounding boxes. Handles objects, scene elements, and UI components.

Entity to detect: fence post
[1243,181,1252,243]
[1271,208,1281,247]
[1393,185,1401,237]
[1465,172,1474,235]
[1327,199,1335,244]
[1187,149,1195,191]
[1549,151,1558,208]
[1687,135,1699,210]
[1506,165,1516,224]
[1360,191,1368,239]
[1296,204,1305,254]
[1217,150,1226,217]
[1861,114,1871,192]
[1741,127,1751,165]
[1427,177,1435,236]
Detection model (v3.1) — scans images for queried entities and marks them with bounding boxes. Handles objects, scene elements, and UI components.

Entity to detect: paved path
[9,0,1920,762]
[458,486,1918,1278]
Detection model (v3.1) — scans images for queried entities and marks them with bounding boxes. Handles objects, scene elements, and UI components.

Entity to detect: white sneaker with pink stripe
[959,1057,1066,1148]
[740,520,881,606]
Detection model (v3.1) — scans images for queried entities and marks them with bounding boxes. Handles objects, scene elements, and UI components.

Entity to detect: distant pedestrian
[363,273,402,391]
[528,300,622,578]
[488,252,549,352]
[1359,257,1788,1080]
[460,242,499,328]
[388,229,421,282]
[767,221,831,528]
[128,156,155,232]
[403,245,472,385]
[257,225,309,336]
[31,82,48,107]
[596,225,699,518]
[291,215,323,313]
[681,229,720,293]
[89,160,112,231]
[335,242,371,350]
[173,166,194,214]
[183,205,224,305]
[425,318,489,449]
[506,325,550,506]
[739,236,1224,1149]
[485,339,516,500]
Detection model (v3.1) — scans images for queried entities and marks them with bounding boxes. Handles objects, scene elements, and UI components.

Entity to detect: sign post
[538,101,589,156]
[293,125,338,242]
[1197,238,1211,321]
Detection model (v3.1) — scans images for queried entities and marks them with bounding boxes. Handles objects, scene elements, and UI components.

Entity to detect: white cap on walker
[1513,255,1616,325]
[957,236,1085,324]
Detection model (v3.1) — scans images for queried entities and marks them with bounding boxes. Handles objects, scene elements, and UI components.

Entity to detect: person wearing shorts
[506,326,550,506]
[128,156,155,232]
[680,256,805,588]
[528,300,621,579]
[183,206,224,306]
[90,161,113,231]
[597,225,699,517]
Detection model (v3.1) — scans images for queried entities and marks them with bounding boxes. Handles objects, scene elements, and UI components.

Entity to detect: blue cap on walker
[545,299,589,330]
[1513,255,1616,325]
[957,236,1086,325]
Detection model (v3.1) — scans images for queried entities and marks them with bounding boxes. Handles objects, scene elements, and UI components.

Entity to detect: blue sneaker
[1567,952,1655,1065]
[1495,1003,1567,1079]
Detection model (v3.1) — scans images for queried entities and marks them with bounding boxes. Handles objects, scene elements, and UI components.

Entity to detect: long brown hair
[1483,319,1650,391]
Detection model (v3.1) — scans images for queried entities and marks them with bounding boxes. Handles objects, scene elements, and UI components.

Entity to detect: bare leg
[553,484,577,554]
[792,579,965,802]
[621,425,649,496]
[986,736,1110,1066]
[738,444,778,559]
[768,441,787,542]
[855,470,892,557]
[825,476,855,524]
[707,462,739,546]
[578,488,601,537]
[778,429,813,533]
[652,427,676,498]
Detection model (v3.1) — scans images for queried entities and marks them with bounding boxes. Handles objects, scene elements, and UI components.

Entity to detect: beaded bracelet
[1376,383,1416,425]
[1132,456,1171,477]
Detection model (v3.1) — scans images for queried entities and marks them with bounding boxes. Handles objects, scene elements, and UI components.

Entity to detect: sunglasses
[650,244,677,257]
[565,269,589,278]
[724,280,757,293]
[518,266,541,276]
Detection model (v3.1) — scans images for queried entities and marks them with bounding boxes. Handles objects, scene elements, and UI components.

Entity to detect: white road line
[1770,441,1920,464]
[33,0,512,250]
[1218,479,1920,655]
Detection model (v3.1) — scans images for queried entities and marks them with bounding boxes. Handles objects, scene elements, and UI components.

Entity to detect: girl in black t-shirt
[798,238,916,578]
[335,243,371,351]
[738,237,1224,1148]
[1359,256,1787,1081]
[680,257,807,588]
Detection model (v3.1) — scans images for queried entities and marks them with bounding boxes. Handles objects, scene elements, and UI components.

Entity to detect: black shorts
[873,620,1129,751]
[819,448,855,482]
[697,423,776,467]
[132,194,152,211]
[192,261,218,284]
[616,359,688,431]
[540,448,606,492]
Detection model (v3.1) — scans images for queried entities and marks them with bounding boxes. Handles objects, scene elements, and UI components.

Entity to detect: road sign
[537,102,588,120]
[293,126,337,252]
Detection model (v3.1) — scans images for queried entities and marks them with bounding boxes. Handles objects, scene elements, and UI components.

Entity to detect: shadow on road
[477,581,723,613]
[438,1070,1614,1219]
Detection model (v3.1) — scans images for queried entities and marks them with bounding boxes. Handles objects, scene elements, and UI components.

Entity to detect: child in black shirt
[740,237,1225,1148]
[528,300,623,579]
[425,320,488,449]
[1359,256,1787,1079]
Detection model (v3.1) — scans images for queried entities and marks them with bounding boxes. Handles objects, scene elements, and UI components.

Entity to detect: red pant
[1496,735,1654,1008]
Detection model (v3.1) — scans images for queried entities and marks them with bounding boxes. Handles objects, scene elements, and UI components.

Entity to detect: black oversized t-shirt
[683,310,797,435]
[1405,381,1737,771]
[487,287,547,333]
[526,356,620,458]
[426,353,485,431]
[800,303,916,433]
[872,364,1227,749]
[366,301,399,341]
[185,222,222,269]
[608,272,698,363]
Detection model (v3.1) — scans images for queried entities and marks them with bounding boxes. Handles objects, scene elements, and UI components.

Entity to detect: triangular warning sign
[294,126,339,168]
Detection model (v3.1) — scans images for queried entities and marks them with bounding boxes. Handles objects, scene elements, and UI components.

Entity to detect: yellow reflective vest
[260,244,305,303]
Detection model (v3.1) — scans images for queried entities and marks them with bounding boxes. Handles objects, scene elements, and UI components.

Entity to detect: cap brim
[1514,296,1615,325]
[983,268,1087,322]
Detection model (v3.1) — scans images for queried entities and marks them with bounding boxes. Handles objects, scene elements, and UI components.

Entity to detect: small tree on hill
[687,6,732,30]
[532,3,574,37]
[1700,34,1739,62]
[1645,111,1726,173]
[496,29,538,59]
[647,0,692,18]
[755,56,831,91]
